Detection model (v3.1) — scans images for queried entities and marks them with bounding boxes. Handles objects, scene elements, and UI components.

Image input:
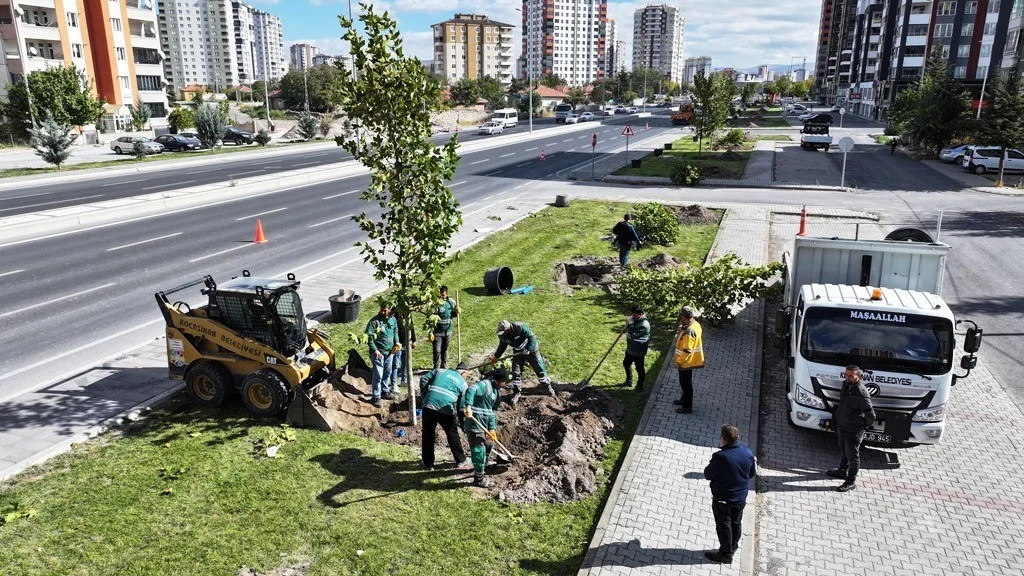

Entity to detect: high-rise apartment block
[520,0,608,87]
[0,0,170,125]
[290,43,318,72]
[683,55,712,84]
[632,4,685,85]
[606,18,619,76]
[252,7,283,81]
[431,13,515,87]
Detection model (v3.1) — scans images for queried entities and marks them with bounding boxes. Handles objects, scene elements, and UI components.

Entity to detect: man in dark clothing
[703,424,756,564]
[490,320,554,404]
[621,306,651,390]
[419,368,470,470]
[827,365,877,492]
[612,213,642,267]
[889,137,898,155]
[430,285,459,369]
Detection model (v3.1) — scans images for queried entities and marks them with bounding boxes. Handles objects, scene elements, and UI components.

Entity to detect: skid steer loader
[155,270,336,428]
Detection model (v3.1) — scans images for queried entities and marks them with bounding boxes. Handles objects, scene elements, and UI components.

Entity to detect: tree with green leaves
[515,90,541,116]
[337,4,462,423]
[280,65,345,113]
[791,78,810,99]
[168,107,194,132]
[131,96,152,131]
[566,87,587,108]
[296,110,319,140]
[319,114,333,138]
[509,76,530,95]
[475,76,507,109]
[28,112,77,170]
[691,70,730,157]
[449,78,479,107]
[538,72,565,89]
[977,67,1024,186]
[2,65,102,139]
[255,129,271,146]
[194,103,225,149]
[740,83,757,106]
[890,54,971,151]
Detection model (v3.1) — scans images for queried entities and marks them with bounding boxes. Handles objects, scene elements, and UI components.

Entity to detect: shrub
[296,111,319,140]
[194,103,225,149]
[131,139,148,159]
[630,202,680,246]
[28,112,77,169]
[168,107,194,132]
[883,125,899,136]
[670,161,702,186]
[319,115,332,138]
[254,129,271,147]
[720,128,745,147]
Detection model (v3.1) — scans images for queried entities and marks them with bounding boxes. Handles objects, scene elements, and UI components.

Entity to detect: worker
[674,306,705,414]
[419,367,470,470]
[612,213,643,267]
[490,320,555,405]
[622,306,651,390]
[430,285,459,369]
[365,301,400,408]
[463,367,510,487]
[390,307,417,392]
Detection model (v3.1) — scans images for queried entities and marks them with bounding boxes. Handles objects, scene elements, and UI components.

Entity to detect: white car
[110,136,164,155]
[478,121,505,135]
[579,112,595,122]
[798,112,817,122]
[564,114,580,124]
[626,107,639,114]
[961,146,1024,174]
[786,104,808,115]
[938,144,971,164]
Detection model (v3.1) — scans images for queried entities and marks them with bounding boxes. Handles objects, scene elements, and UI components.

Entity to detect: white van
[490,108,519,128]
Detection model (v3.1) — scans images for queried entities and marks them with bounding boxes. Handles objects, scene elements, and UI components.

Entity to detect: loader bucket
[286,384,334,431]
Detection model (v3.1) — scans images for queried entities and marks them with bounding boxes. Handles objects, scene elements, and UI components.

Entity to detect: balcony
[18,0,56,8]
[129,19,158,39]
[903,56,924,67]
[909,13,930,24]
[126,1,155,21]
[906,35,927,46]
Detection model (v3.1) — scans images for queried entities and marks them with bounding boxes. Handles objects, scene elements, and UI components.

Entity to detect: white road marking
[483,171,503,176]
[515,162,532,168]
[285,246,359,274]
[308,213,354,228]
[562,139,574,142]
[0,194,104,213]
[103,178,147,186]
[0,269,24,278]
[0,282,116,318]
[482,195,494,201]
[500,152,516,158]
[0,191,51,201]
[513,183,528,189]
[235,207,288,221]
[309,152,332,157]
[106,232,183,252]
[293,161,319,167]
[185,168,220,175]
[323,190,360,199]
[188,243,253,263]
[546,142,559,146]
[471,159,490,165]
[463,197,517,217]
[141,180,194,191]
[525,147,538,152]
[449,180,468,187]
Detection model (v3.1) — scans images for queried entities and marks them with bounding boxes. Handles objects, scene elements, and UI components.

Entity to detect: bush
[28,112,76,169]
[883,125,899,136]
[617,255,783,326]
[131,139,148,159]
[254,129,271,147]
[670,161,702,186]
[630,202,680,246]
[720,128,745,147]
[194,104,225,149]
[296,111,319,140]
[168,107,194,132]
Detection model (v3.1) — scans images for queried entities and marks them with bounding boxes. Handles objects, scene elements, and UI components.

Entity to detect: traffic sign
[839,107,846,115]
[592,133,598,147]
[622,125,635,137]
[837,136,854,152]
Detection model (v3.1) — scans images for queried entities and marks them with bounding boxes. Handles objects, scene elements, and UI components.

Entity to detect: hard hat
[496,320,512,335]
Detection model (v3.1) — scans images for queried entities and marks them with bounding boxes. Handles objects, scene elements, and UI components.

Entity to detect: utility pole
[262,34,272,131]
[303,66,309,112]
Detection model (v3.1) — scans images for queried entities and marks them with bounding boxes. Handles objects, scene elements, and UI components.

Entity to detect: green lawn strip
[726,116,791,128]
[610,136,750,179]
[0,140,329,179]
[756,134,792,141]
[872,134,891,145]
[0,201,716,575]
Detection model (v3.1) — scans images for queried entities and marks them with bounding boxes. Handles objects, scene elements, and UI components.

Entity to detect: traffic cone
[796,206,808,237]
[645,121,650,129]
[254,218,268,244]
[540,149,545,161]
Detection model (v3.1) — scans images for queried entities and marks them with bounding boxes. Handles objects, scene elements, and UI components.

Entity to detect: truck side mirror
[964,328,982,353]
[775,309,791,334]
[960,355,977,370]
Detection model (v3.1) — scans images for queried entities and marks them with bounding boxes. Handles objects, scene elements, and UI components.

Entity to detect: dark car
[223,126,255,145]
[802,113,834,125]
[155,134,202,151]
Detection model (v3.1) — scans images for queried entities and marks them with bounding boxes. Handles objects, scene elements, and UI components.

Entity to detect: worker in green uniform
[419,368,470,470]
[622,306,651,390]
[365,301,399,408]
[430,285,459,369]
[463,367,510,488]
[489,320,554,404]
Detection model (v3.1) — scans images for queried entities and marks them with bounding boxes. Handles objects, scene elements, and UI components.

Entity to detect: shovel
[466,413,515,463]
[577,326,627,389]
[462,350,529,373]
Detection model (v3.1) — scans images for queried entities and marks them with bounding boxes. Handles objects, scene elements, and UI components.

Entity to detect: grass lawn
[756,134,792,141]
[726,116,791,128]
[0,201,717,576]
[872,134,892,145]
[610,135,750,179]
[0,139,328,179]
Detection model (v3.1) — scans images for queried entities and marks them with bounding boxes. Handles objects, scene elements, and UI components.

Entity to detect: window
[960,23,974,35]
[939,1,956,15]
[908,24,929,35]
[116,47,126,60]
[954,65,967,78]
[136,75,163,91]
[72,43,83,58]
[966,1,978,13]
[984,22,997,35]
[980,42,992,56]
[933,23,954,37]
[939,45,951,58]
[977,65,989,78]
[67,12,79,27]
[988,0,1001,11]
[111,17,122,31]
[119,75,131,89]
[958,44,971,57]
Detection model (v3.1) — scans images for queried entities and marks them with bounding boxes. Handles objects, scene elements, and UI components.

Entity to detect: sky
[251,0,821,72]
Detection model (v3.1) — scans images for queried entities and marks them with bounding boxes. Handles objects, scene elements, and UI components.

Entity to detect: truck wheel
[241,368,291,416]
[884,227,934,242]
[185,361,233,407]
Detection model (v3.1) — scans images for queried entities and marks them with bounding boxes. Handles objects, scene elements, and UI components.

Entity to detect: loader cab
[203,271,309,357]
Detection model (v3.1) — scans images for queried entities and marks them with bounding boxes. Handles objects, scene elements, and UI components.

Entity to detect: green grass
[0,139,329,179]
[873,134,892,145]
[0,201,717,576]
[611,136,751,179]
[756,134,792,141]
[726,116,791,128]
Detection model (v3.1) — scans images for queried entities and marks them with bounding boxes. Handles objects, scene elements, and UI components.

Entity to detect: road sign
[622,125,635,137]
[837,136,854,152]
[592,133,598,147]
[839,107,846,115]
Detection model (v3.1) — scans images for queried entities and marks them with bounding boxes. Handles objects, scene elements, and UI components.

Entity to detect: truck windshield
[800,307,954,374]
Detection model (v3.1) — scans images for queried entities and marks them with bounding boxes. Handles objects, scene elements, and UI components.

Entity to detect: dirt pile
[721,150,745,161]
[635,252,684,270]
[301,350,385,432]
[666,204,721,225]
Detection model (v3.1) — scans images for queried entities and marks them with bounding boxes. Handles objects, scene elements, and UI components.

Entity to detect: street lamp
[515,6,533,132]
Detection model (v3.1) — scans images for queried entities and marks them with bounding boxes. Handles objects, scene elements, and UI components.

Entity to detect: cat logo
[265,355,278,365]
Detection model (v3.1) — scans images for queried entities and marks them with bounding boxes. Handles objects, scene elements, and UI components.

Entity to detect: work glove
[487,430,498,442]
[488,354,498,365]
[391,343,402,354]
[464,406,473,418]
[429,333,436,342]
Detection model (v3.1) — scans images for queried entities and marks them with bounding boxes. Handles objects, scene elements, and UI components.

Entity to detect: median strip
[0,282,116,318]
[0,194,103,213]
[235,207,288,221]
[106,232,183,252]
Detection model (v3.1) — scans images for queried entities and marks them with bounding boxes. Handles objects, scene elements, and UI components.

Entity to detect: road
[0,117,670,400]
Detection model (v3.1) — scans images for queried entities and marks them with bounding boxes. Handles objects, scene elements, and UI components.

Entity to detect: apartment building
[520,0,608,87]
[231,0,254,85]
[683,55,711,84]
[818,0,858,104]
[313,53,350,71]
[632,4,685,85]
[431,13,515,87]
[0,0,170,127]
[290,42,318,71]
[252,7,283,81]
[606,18,618,76]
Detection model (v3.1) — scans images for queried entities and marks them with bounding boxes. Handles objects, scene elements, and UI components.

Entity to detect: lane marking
[106,232,183,252]
[0,191,52,201]
[309,152,332,157]
[515,162,532,168]
[0,194,103,213]
[464,197,517,217]
[482,195,494,201]
[185,168,220,175]
[1,282,116,318]
[471,159,490,165]
[546,141,559,146]
[562,139,574,143]
[103,178,146,187]
[293,161,319,167]
[323,189,360,199]
[286,246,359,274]
[0,269,24,278]
[483,171,503,176]
[500,152,516,158]
[513,183,528,189]
[141,180,194,191]
[308,213,354,228]
[235,207,288,221]
[449,180,468,187]
[525,147,538,152]
[188,243,252,263]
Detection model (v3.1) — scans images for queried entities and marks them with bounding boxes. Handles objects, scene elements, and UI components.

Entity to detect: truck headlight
[795,384,827,410]
[913,403,946,423]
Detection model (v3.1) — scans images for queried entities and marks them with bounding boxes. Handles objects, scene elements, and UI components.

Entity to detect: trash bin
[664,143,673,150]
[555,195,570,207]
[483,267,514,295]
[631,159,642,168]
[328,289,361,323]
[654,149,663,157]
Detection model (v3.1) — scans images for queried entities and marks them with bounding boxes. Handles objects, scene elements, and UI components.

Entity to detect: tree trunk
[997,146,1007,187]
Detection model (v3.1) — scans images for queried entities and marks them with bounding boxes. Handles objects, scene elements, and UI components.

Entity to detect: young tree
[3,65,102,139]
[475,76,507,109]
[790,79,810,99]
[515,90,542,116]
[194,103,225,149]
[566,87,588,108]
[131,96,152,131]
[740,83,757,106]
[167,107,195,132]
[509,76,530,95]
[319,114,333,138]
[449,78,479,107]
[978,67,1024,186]
[890,55,971,151]
[28,112,77,170]
[691,70,729,157]
[296,110,319,140]
[280,65,345,112]
[338,4,462,423]
[538,72,566,89]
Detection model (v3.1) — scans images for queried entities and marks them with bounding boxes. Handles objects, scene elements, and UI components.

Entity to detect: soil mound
[667,204,720,225]
[721,150,744,161]
[635,252,684,270]
[303,350,386,432]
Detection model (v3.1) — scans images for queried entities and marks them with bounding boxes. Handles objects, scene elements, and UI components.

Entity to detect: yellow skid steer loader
[155,270,336,429]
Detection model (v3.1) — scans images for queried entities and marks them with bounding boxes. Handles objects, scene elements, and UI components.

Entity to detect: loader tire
[185,361,233,408]
[241,369,291,417]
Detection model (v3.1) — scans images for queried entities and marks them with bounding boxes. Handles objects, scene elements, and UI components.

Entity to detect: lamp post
[303,66,309,112]
[11,4,36,126]
[976,41,988,119]
[261,35,272,131]
[515,7,533,132]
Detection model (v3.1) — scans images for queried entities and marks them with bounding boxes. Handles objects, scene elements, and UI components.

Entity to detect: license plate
[864,432,891,444]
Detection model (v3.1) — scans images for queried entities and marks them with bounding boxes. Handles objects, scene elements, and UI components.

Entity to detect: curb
[743,297,764,576]
[599,173,854,192]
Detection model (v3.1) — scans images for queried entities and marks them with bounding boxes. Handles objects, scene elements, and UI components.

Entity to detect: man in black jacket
[611,213,642,267]
[703,424,756,564]
[827,365,877,492]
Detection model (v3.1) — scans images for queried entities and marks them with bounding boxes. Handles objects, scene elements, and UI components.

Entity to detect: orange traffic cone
[540,149,545,161]
[254,218,268,244]
[796,206,808,237]
[645,121,650,129]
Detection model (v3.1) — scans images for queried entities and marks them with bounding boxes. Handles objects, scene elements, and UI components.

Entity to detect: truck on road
[775,235,982,446]
[800,121,832,151]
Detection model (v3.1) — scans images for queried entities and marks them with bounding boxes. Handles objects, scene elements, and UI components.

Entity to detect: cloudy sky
[252,0,820,71]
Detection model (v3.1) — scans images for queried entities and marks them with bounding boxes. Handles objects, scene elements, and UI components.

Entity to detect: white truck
[554,103,574,123]
[775,235,983,446]
[800,121,832,151]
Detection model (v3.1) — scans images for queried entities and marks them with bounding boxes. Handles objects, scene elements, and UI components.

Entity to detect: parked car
[786,104,808,115]
[802,113,834,125]
[579,112,595,122]
[223,126,255,145]
[178,132,200,140]
[614,106,627,114]
[110,136,163,155]
[961,145,1024,174]
[831,104,842,112]
[626,107,639,114]
[155,134,202,151]
[478,121,505,135]
[564,114,580,124]
[939,144,972,164]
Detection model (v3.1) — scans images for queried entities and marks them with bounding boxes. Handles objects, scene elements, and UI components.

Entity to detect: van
[554,103,574,123]
[490,108,519,128]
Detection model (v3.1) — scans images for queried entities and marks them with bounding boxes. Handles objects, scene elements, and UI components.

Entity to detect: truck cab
[800,122,832,151]
[554,103,574,123]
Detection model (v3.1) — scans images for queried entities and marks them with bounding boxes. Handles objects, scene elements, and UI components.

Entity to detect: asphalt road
[0,119,672,400]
